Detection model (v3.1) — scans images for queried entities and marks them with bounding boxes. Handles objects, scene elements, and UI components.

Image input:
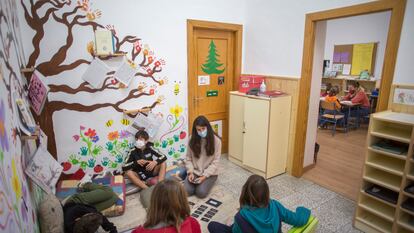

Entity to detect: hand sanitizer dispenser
[260,80,267,93]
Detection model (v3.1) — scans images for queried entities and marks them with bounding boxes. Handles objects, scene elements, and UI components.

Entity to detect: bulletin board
[333,44,353,64]
[333,42,377,76]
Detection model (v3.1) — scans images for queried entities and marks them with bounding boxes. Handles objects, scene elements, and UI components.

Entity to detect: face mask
[197,129,208,138]
[135,140,146,148]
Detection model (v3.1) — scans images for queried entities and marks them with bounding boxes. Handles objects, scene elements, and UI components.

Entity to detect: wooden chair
[319,100,345,136]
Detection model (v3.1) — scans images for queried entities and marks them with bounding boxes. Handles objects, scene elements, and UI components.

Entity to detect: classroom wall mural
[17,0,189,174]
[0,0,41,232]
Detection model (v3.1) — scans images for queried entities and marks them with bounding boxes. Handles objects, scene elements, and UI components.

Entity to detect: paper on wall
[351,43,375,75]
[39,128,48,149]
[95,30,115,55]
[210,120,222,138]
[394,88,414,106]
[25,147,63,194]
[342,64,351,75]
[81,58,111,89]
[332,64,343,72]
[27,70,49,115]
[128,112,164,139]
[198,75,210,85]
[113,59,136,86]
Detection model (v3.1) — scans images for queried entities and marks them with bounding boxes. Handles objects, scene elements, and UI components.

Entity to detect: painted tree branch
[49,76,120,94]
[48,91,156,113]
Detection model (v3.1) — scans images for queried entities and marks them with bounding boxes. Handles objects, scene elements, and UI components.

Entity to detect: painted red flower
[84,128,96,138]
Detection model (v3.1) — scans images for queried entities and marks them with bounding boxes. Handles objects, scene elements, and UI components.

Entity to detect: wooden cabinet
[228,91,291,179]
[354,110,414,233]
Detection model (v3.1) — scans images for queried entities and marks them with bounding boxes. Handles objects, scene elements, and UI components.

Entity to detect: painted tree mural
[201,40,225,75]
[19,0,168,166]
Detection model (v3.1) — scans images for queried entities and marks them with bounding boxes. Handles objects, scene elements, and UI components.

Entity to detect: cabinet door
[228,94,245,161]
[242,97,269,172]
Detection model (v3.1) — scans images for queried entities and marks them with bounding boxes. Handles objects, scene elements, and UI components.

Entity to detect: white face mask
[197,129,208,138]
[135,139,146,148]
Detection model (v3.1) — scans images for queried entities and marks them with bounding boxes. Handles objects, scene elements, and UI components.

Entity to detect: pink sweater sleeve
[351,91,365,104]
[343,93,352,100]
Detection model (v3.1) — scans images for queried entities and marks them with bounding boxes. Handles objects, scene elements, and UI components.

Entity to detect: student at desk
[342,81,370,119]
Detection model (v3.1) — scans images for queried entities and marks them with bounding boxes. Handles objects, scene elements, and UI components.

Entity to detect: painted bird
[106,120,113,127]
[121,118,130,126]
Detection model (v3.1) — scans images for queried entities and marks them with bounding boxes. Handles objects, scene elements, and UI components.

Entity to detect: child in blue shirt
[208,174,311,233]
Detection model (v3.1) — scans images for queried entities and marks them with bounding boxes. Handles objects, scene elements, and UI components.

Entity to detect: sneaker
[73,212,103,233]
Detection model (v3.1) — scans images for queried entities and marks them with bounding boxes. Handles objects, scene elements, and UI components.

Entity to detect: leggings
[183,175,217,198]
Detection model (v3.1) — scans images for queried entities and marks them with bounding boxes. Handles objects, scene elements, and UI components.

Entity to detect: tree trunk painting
[18,0,187,174]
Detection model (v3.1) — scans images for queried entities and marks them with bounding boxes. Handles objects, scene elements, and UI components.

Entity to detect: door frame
[291,0,407,177]
[187,19,243,141]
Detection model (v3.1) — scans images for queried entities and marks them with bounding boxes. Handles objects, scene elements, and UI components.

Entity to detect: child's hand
[194,176,206,184]
[146,161,157,171]
[187,173,195,182]
[137,159,147,166]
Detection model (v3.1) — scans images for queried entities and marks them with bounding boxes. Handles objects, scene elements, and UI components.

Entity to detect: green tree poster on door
[202,40,225,74]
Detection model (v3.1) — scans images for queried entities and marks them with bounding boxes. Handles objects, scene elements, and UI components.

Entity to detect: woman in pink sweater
[132,180,201,233]
[184,115,222,198]
[342,81,371,120]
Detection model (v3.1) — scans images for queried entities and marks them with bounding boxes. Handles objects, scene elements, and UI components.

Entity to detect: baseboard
[302,163,316,173]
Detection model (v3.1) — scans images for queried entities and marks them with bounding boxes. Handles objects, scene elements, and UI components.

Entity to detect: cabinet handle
[243,121,246,133]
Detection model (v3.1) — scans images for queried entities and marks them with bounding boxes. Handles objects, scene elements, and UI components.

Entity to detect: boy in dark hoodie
[122,130,167,189]
[208,175,310,233]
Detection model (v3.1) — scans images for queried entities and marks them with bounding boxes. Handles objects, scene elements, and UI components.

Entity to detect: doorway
[291,0,407,178]
[187,20,243,153]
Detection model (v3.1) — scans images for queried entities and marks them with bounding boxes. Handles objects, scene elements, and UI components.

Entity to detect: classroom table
[340,101,361,129]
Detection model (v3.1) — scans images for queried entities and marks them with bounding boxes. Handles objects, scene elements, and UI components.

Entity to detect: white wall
[17,0,247,174]
[303,21,326,167]
[324,12,391,78]
[243,0,374,77]
[243,0,413,86]
[394,0,414,84]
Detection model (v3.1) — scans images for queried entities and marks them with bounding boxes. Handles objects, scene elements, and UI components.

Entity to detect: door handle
[193,97,204,106]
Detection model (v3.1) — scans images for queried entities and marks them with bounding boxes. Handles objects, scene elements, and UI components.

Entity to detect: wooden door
[242,97,269,172]
[189,28,235,152]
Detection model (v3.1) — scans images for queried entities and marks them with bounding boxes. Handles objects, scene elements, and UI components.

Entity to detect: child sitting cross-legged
[122,130,167,189]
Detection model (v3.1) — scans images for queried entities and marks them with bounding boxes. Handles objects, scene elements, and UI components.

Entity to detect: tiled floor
[122,157,362,233]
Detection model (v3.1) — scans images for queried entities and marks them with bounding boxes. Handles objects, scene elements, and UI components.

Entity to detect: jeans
[208,222,233,233]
